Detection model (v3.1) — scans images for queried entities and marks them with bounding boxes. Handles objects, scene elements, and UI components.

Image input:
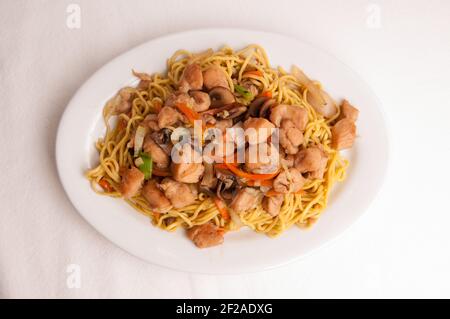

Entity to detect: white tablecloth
[1,0,450,298]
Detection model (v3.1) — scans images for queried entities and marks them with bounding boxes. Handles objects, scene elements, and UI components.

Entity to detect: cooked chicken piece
[337,99,359,122]
[187,223,224,248]
[295,146,328,179]
[165,91,210,113]
[141,180,172,213]
[280,153,295,168]
[159,178,197,209]
[230,187,260,212]
[273,168,305,194]
[244,143,280,174]
[214,119,233,133]
[262,195,284,217]
[189,90,211,112]
[164,92,193,107]
[203,65,229,90]
[114,88,133,114]
[308,159,328,179]
[119,166,145,198]
[269,104,308,131]
[179,63,203,92]
[171,144,205,183]
[141,114,160,131]
[295,146,325,172]
[157,106,186,128]
[279,120,304,154]
[243,117,275,145]
[143,134,170,169]
[331,118,357,150]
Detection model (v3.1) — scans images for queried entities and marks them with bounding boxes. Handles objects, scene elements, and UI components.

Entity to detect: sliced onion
[133,125,147,157]
[229,209,244,230]
[134,157,144,167]
[291,65,337,118]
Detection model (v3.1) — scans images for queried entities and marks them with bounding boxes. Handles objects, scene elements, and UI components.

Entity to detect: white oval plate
[56,29,389,274]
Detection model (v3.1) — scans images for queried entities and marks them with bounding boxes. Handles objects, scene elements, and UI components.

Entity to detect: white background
[1,0,449,298]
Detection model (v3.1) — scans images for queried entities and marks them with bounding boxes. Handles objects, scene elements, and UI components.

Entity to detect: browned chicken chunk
[119,166,145,199]
[171,144,205,183]
[164,92,192,107]
[159,178,197,209]
[179,63,203,92]
[187,223,224,248]
[230,188,260,212]
[262,194,284,217]
[338,99,359,122]
[279,120,304,154]
[273,168,305,194]
[331,118,356,150]
[269,104,308,131]
[295,147,324,172]
[244,143,280,174]
[295,146,328,179]
[143,135,170,169]
[157,106,186,128]
[202,65,229,90]
[114,88,132,114]
[189,90,211,112]
[280,153,295,168]
[141,180,172,213]
[243,117,275,145]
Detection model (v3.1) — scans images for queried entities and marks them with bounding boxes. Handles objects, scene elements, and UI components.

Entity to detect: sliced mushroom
[200,163,217,194]
[209,87,235,108]
[215,169,238,201]
[246,96,269,119]
[200,102,242,116]
[215,106,247,120]
[150,128,173,155]
[259,99,277,118]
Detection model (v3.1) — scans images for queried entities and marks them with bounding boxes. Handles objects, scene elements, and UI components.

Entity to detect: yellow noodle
[85,44,349,238]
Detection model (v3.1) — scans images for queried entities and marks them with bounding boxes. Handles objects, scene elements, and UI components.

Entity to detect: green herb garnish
[138,153,153,180]
[235,84,253,101]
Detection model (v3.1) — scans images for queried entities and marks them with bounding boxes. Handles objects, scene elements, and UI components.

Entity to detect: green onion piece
[235,84,253,100]
[138,153,153,180]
